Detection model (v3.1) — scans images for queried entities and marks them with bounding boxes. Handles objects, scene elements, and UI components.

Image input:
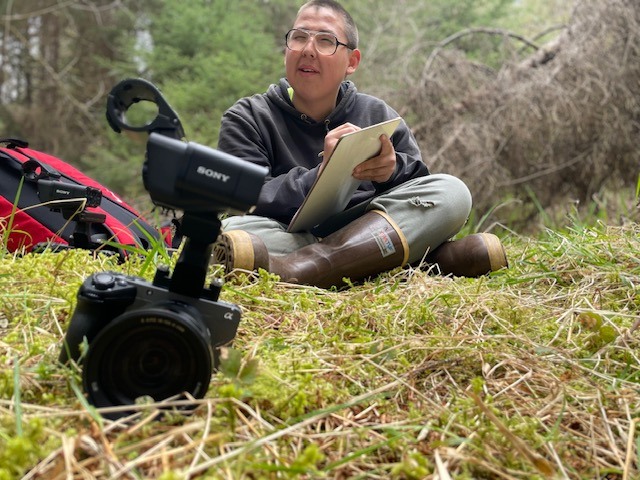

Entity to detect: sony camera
[58,269,241,417]
[59,78,267,419]
[37,179,102,210]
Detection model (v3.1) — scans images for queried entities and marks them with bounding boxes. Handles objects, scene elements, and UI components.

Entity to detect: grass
[0,220,639,479]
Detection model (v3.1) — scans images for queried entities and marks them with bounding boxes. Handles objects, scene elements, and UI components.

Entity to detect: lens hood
[82,305,213,419]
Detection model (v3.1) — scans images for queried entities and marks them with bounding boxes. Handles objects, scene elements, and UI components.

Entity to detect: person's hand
[319,123,361,174]
[352,134,396,183]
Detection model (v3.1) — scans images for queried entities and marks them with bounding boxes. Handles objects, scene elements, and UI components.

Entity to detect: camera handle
[165,213,222,299]
[106,78,185,140]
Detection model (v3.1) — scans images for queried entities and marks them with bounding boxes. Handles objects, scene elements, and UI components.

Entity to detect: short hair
[297,0,359,49]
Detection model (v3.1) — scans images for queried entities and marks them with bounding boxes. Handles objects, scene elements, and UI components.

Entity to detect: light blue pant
[222,174,471,265]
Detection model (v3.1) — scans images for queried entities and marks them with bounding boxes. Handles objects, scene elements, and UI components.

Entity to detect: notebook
[287,117,402,233]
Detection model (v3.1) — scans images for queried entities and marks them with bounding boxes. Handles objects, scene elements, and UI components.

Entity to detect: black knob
[93,272,116,290]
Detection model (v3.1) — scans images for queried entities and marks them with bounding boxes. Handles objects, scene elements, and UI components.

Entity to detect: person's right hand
[319,123,361,174]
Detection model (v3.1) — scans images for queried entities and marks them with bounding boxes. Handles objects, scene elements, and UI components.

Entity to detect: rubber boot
[214,210,409,288]
[424,233,508,277]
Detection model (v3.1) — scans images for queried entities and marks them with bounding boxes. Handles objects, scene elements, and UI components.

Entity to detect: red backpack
[0,138,167,257]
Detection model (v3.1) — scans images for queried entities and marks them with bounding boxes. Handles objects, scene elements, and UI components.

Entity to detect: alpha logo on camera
[197,166,230,183]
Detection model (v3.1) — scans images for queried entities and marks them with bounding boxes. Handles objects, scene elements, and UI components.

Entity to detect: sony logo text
[197,166,230,183]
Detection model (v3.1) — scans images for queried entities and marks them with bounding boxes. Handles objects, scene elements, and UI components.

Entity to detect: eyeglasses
[285,28,352,56]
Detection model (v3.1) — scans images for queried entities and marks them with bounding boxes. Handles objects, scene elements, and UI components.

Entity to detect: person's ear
[345,49,361,76]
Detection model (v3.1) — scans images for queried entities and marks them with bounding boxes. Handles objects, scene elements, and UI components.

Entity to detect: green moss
[0,223,638,478]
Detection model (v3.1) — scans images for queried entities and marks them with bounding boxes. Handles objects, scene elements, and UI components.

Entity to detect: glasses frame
[285,28,352,56]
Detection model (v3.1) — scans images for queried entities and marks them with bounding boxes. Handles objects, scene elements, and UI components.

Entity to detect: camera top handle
[106,78,185,140]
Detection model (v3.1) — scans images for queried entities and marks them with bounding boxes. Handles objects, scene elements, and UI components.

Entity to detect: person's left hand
[352,134,396,183]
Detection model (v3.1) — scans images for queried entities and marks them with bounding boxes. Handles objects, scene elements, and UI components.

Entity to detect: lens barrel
[82,304,213,419]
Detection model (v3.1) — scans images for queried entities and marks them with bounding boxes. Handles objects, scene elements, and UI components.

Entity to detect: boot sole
[479,233,509,271]
[213,230,256,272]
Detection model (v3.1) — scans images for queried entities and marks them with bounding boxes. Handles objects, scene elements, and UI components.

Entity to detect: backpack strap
[0,138,29,148]
[0,139,62,181]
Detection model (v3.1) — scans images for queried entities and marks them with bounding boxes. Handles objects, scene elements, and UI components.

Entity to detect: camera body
[60,270,240,415]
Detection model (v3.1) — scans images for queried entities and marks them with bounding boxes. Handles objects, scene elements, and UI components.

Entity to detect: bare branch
[421,27,541,80]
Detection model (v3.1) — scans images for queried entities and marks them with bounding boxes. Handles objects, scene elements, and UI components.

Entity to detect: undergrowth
[0,221,638,479]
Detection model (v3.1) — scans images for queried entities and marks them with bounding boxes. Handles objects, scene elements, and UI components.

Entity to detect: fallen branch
[421,27,541,80]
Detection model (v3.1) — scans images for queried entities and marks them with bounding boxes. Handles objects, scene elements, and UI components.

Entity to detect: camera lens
[82,304,214,419]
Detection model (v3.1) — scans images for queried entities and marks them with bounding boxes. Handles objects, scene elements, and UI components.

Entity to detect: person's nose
[300,36,317,57]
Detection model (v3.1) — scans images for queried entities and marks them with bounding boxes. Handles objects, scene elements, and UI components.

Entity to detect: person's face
[285,6,360,111]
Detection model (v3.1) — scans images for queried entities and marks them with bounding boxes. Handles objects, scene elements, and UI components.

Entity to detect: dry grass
[388,0,640,231]
[0,221,638,479]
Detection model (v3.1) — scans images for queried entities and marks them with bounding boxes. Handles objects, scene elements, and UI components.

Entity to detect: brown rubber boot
[214,211,409,288]
[425,233,508,277]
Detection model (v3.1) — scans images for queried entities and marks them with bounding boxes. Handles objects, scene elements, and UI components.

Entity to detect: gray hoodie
[217,78,429,224]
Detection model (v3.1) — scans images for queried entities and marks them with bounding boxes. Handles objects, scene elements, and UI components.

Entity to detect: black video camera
[36,178,107,251]
[19,156,112,253]
[37,179,102,211]
[59,78,267,419]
